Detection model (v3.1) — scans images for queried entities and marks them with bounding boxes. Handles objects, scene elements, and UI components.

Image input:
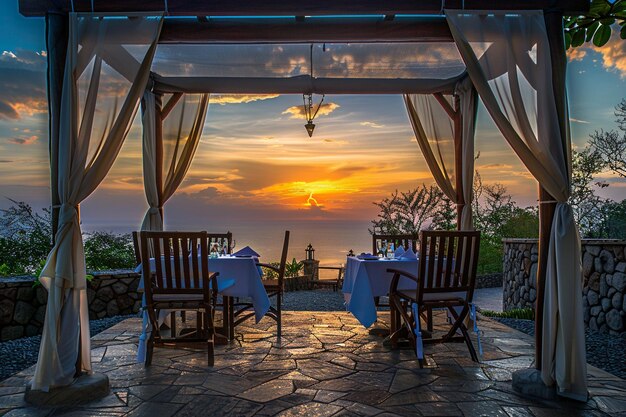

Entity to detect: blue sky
[0,1,625,231]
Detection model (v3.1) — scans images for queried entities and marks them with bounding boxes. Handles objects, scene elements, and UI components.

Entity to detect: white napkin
[394,246,405,257]
[400,247,417,260]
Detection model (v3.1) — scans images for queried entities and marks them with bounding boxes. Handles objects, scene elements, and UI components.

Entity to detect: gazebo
[19,0,590,403]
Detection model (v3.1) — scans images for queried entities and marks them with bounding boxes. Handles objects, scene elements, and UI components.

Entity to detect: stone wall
[476,273,503,289]
[503,239,626,336]
[0,270,141,341]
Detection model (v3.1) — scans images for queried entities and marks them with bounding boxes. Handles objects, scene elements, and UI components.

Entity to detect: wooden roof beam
[158,17,455,43]
[19,0,590,18]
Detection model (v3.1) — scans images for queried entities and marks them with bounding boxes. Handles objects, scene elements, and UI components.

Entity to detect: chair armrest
[257,263,280,274]
[387,268,418,295]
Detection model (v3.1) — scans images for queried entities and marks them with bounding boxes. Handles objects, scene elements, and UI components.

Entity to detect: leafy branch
[565,0,626,48]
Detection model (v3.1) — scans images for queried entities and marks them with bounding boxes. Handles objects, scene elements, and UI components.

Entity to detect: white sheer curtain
[447,10,587,400]
[456,77,478,230]
[140,92,210,231]
[33,14,162,392]
[404,77,477,230]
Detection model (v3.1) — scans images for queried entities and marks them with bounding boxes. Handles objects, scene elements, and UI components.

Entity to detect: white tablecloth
[342,256,418,328]
[136,256,269,361]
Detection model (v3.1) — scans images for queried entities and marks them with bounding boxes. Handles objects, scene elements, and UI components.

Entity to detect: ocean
[82,219,374,268]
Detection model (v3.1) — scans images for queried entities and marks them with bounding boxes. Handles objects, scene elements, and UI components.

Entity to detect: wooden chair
[309,266,344,292]
[233,230,290,338]
[140,231,219,367]
[388,230,481,367]
[370,234,418,308]
[372,233,419,255]
[132,231,141,267]
[207,232,233,254]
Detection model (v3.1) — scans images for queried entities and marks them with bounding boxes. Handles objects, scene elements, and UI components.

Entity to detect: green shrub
[285,258,303,278]
[83,231,135,271]
[0,201,52,275]
[260,262,281,279]
[481,308,534,320]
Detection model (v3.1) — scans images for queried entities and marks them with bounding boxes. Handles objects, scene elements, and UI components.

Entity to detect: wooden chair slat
[426,234,437,289]
[435,235,446,288]
[173,237,183,289]
[444,235,455,287]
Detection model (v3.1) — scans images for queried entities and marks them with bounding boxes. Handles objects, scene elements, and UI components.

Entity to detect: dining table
[135,255,269,362]
[342,255,419,328]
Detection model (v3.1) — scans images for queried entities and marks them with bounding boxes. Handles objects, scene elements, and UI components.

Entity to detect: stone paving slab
[0,311,624,416]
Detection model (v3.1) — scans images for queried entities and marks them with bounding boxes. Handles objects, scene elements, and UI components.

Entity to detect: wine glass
[376,240,383,258]
[230,239,236,254]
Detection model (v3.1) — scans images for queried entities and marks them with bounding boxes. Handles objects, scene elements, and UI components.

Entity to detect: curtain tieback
[148,207,161,215]
[59,204,78,226]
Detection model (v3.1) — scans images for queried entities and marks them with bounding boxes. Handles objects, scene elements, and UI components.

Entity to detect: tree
[0,200,52,275]
[589,99,626,178]
[565,0,626,49]
[370,184,447,235]
[371,174,539,274]
[83,231,136,271]
[570,146,609,236]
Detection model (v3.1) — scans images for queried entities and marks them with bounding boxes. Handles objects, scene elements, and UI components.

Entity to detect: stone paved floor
[1,311,625,416]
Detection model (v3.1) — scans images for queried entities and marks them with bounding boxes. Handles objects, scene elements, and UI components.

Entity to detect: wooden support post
[534,10,567,371]
[154,93,164,224]
[45,12,68,241]
[453,94,464,230]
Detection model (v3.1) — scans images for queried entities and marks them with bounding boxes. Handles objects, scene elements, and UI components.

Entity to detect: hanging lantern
[303,93,324,138]
[305,243,315,260]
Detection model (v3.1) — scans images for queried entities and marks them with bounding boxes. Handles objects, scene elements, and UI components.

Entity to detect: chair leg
[170,312,177,338]
[427,307,433,332]
[181,311,186,323]
[205,310,215,366]
[277,292,282,339]
[459,322,479,362]
[145,338,154,367]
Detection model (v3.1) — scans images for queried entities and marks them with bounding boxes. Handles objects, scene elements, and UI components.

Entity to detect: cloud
[211,94,280,105]
[0,49,47,120]
[282,102,340,119]
[569,117,590,124]
[360,121,385,129]
[567,47,587,62]
[566,26,626,78]
[592,29,626,78]
[8,135,38,145]
[479,163,514,170]
[322,138,349,145]
[0,101,19,120]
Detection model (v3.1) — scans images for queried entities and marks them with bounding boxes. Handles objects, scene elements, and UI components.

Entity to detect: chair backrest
[140,231,209,297]
[276,230,290,290]
[417,230,481,300]
[207,231,233,254]
[132,231,141,266]
[372,234,419,254]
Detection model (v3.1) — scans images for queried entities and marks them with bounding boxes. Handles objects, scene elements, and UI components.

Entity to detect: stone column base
[512,368,556,400]
[25,372,110,407]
